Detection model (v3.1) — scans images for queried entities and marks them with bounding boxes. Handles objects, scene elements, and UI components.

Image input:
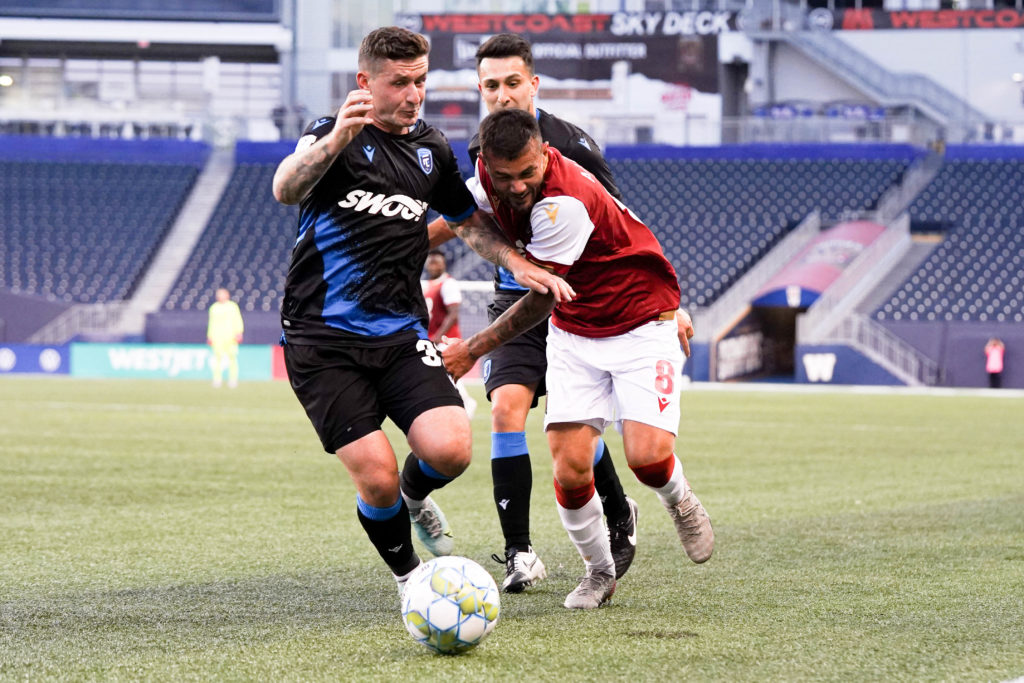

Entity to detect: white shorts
[544,318,684,435]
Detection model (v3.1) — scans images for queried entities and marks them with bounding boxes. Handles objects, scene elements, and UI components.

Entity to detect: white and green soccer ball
[400,556,501,654]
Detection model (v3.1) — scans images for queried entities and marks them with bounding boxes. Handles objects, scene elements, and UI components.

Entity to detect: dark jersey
[281,117,476,346]
[468,109,622,293]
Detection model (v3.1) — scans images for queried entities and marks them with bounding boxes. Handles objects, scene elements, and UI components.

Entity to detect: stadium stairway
[750,29,988,140]
[855,240,937,317]
[116,147,235,337]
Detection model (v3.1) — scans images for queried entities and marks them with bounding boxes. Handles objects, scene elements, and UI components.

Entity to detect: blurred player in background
[443,109,712,609]
[270,26,572,598]
[207,287,244,388]
[422,249,477,417]
[429,33,693,594]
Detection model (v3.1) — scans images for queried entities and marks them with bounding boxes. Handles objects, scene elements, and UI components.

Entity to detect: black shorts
[482,292,549,407]
[284,338,463,453]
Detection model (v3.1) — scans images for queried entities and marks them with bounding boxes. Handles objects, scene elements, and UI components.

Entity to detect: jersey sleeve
[439,277,463,306]
[294,115,336,152]
[526,196,594,274]
[430,139,477,223]
[465,164,494,214]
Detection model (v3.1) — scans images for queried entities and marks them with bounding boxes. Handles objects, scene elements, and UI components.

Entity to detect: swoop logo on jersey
[337,190,429,221]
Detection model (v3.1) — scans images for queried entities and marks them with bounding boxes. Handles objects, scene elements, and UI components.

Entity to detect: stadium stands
[874,149,1024,323]
[162,162,293,313]
[158,144,913,318]
[0,156,201,304]
[612,154,908,308]
[447,151,911,308]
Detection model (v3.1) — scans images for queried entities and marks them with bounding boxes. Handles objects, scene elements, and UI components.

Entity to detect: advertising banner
[753,221,886,308]
[71,343,272,380]
[811,7,1024,31]
[398,11,732,92]
[0,344,70,375]
[796,345,904,385]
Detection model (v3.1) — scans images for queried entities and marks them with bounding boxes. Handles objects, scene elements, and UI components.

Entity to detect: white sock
[650,455,688,508]
[557,492,614,576]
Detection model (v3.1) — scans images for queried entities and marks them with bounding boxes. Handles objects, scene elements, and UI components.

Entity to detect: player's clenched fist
[439,337,473,381]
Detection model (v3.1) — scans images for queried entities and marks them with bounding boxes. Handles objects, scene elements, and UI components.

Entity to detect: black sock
[492,455,533,552]
[594,440,630,524]
[356,499,420,576]
[400,452,451,502]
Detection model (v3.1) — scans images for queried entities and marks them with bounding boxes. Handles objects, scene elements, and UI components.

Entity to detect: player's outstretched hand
[512,264,575,303]
[676,308,694,358]
[439,337,473,381]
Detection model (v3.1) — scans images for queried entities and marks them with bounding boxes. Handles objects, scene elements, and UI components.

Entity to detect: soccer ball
[400,556,501,654]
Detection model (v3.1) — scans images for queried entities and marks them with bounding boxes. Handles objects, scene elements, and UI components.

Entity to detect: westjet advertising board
[71,344,272,380]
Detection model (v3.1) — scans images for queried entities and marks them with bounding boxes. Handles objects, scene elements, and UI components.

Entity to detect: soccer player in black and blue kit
[271,26,573,597]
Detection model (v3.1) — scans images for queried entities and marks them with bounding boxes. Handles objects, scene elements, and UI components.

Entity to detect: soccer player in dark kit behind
[271,26,573,598]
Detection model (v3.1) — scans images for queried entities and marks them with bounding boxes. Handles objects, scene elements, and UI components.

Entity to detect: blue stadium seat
[876,158,1024,323]
[162,163,294,313]
[0,160,200,303]
[609,156,906,307]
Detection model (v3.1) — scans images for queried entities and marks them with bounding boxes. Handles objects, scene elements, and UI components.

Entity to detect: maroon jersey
[421,273,462,340]
[474,147,680,338]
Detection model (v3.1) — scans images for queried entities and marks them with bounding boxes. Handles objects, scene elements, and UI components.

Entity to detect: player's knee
[440,429,473,474]
[409,408,472,475]
[354,474,401,508]
[489,399,529,432]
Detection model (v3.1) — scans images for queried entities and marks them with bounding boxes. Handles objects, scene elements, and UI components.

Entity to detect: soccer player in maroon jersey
[427,34,697,594]
[443,108,713,609]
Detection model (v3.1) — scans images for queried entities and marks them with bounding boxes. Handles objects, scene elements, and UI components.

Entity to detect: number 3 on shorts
[416,339,442,367]
[655,359,674,394]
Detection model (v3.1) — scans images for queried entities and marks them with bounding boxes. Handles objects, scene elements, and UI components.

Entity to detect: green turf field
[2,378,1022,681]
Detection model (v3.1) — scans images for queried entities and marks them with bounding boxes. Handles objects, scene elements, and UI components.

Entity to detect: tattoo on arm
[275,141,341,205]
[450,217,516,269]
[467,291,555,360]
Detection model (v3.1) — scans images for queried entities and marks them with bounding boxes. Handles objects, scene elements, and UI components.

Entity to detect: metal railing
[829,314,940,386]
[873,150,944,224]
[797,213,911,342]
[693,210,820,342]
[776,31,989,128]
[795,212,942,386]
[27,302,130,345]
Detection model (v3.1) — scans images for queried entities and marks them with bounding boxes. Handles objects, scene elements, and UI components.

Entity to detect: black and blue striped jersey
[468,109,623,293]
[281,117,476,346]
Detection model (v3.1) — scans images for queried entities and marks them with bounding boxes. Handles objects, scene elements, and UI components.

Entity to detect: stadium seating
[162,163,294,313]
[612,156,907,307]
[875,157,1024,323]
[0,159,200,303]
[448,155,908,308]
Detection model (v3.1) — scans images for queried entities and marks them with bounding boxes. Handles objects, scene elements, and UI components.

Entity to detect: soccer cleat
[563,569,616,609]
[668,484,714,564]
[608,496,638,580]
[491,546,547,593]
[409,496,454,557]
